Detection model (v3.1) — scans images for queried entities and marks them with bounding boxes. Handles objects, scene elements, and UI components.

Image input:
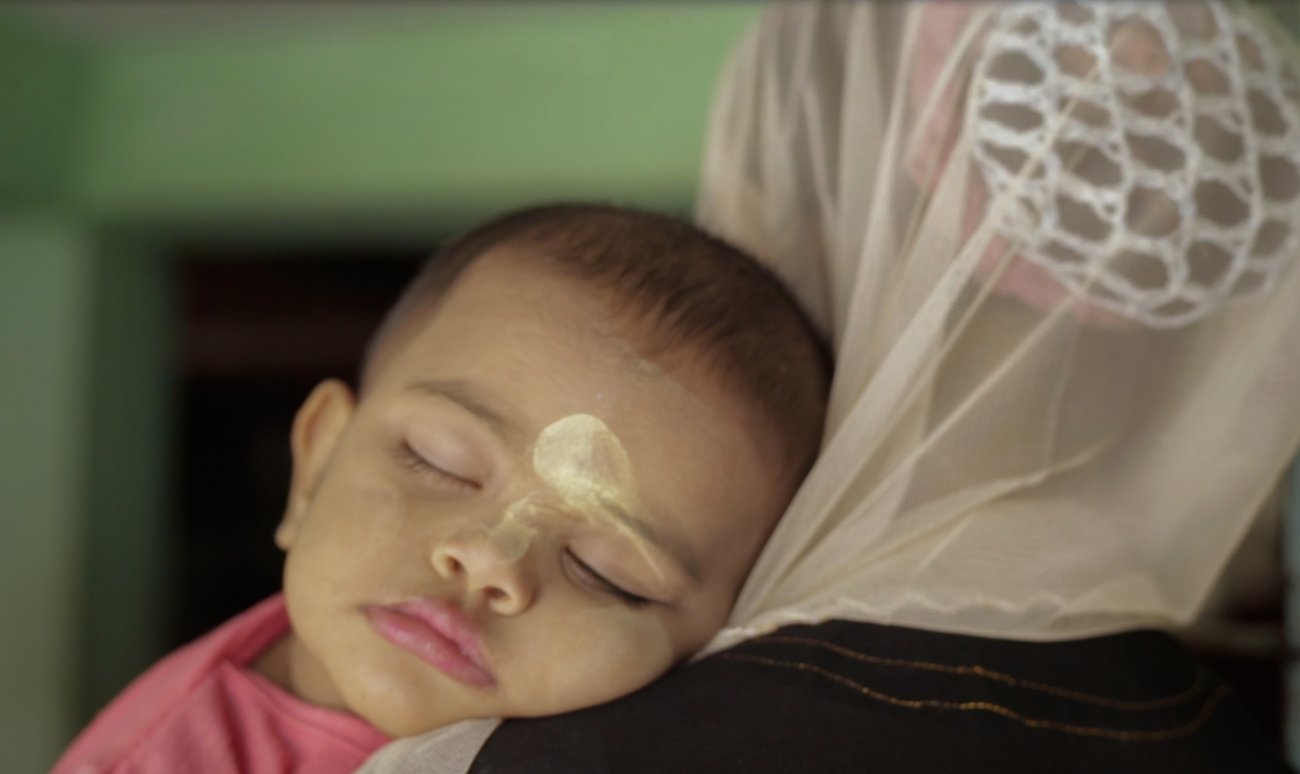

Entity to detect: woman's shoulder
[471,620,1290,773]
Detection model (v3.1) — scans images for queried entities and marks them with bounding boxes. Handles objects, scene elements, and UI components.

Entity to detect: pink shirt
[53,595,390,774]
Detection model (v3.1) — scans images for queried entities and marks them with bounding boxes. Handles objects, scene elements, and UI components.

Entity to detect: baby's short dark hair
[363,203,831,483]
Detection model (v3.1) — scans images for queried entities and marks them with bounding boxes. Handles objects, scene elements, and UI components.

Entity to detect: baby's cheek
[347,483,409,553]
[525,607,676,714]
[299,481,410,587]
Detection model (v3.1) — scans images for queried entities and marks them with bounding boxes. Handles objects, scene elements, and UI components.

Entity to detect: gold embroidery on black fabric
[719,653,1231,742]
[752,635,1208,711]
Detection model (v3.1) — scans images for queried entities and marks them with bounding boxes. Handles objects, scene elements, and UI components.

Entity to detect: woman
[365,2,1300,770]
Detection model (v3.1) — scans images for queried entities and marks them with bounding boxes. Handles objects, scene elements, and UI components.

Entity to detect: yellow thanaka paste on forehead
[532,413,663,578]
[532,414,635,514]
[484,413,662,578]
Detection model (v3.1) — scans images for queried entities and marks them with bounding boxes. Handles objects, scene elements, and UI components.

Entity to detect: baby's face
[270,249,789,736]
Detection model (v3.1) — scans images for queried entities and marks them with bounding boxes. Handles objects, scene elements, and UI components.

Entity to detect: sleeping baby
[54,203,831,773]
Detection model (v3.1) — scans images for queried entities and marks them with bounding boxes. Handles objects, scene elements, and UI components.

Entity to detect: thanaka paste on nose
[487,496,539,562]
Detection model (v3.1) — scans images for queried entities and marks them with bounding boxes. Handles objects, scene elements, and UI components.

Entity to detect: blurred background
[1,2,1298,772]
[0,3,758,768]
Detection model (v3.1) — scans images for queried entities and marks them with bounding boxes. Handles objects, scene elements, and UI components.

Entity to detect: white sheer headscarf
[359,2,1300,770]
[698,0,1300,654]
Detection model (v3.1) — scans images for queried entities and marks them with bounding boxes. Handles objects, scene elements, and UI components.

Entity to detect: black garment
[470,620,1291,773]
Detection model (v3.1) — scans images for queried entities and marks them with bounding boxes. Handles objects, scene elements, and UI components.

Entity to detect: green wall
[0,4,758,769]
[0,219,94,774]
[0,15,95,773]
[0,17,86,208]
[74,5,756,229]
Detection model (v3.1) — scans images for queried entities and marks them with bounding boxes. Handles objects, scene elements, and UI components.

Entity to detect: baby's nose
[430,527,537,616]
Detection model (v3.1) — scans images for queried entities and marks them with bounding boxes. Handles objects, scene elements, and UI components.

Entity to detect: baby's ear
[276,379,356,550]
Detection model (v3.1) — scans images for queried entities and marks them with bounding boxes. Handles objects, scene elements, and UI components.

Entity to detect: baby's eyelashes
[393,441,482,494]
[561,548,654,609]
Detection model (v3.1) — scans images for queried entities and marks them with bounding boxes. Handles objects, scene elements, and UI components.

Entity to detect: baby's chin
[358,699,584,739]
[351,694,480,739]
[342,673,634,738]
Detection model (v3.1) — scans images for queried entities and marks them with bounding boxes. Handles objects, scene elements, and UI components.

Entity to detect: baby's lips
[394,596,494,675]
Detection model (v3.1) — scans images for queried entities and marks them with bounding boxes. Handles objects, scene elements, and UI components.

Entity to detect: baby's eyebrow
[599,500,701,586]
[405,379,521,446]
